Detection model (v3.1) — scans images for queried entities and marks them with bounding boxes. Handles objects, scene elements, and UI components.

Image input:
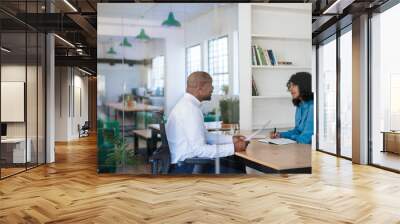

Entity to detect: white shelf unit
[238,3,312,131]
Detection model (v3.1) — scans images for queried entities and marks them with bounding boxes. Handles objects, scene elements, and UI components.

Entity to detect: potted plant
[219,97,239,124]
[105,135,141,173]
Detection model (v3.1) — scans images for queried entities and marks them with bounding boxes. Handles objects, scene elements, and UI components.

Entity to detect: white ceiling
[98,3,230,22]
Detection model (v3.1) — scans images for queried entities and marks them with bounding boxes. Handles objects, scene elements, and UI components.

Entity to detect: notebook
[258,138,296,145]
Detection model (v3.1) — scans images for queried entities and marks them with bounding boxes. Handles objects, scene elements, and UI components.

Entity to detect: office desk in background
[1,138,32,164]
[106,102,163,127]
[382,131,400,154]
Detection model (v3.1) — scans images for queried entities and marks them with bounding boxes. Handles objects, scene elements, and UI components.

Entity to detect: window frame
[207,35,229,95]
[185,44,202,77]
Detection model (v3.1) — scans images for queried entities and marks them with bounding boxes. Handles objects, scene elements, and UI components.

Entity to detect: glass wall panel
[0,1,46,178]
[1,30,28,177]
[317,37,337,154]
[339,29,352,158]
[371,4,400,171]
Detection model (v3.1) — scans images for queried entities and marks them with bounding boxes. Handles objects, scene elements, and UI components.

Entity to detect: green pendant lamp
[162,12,181,27]
[136,28,150,41]
[107,47,117,55]
[119,37,132,47]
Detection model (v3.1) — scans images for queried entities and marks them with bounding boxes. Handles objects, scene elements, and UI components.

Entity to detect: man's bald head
[186,71,213,102]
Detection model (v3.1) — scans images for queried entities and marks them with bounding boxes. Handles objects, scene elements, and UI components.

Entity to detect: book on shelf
[263,49,272,65]
[257,46,268,66]
[251,45,256,66]
[267,49,277,65]
[252,75,259,96]
[251,45,280,66]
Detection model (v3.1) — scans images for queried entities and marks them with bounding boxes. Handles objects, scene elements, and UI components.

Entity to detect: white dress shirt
[166,93,234,164]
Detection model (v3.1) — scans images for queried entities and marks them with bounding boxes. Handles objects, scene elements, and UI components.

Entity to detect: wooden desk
[235,140,311,173]
[382,131,400,154]
[107,102,163,113]
[107,102,163,127]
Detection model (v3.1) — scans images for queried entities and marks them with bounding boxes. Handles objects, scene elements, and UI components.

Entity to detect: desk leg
[215,157,220,174]
[134,112,138,129]
[134,135,138,155]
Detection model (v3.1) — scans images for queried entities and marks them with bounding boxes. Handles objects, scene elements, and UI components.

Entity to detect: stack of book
[251,45,277,66]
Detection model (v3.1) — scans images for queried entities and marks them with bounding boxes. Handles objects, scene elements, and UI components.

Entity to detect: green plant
[105,135,141,168]
[221,85,229,96]
[219,98,239,124]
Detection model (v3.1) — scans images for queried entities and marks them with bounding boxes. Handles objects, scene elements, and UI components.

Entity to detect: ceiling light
[162,12,181,27]
[1,47,11,53]
[136,29,150,41]
[322,0,353,15]
[63,0,78,12]
[54,34,75,48]
[78,67,93,76]
[107,47,117,55]
[120,37,132,47]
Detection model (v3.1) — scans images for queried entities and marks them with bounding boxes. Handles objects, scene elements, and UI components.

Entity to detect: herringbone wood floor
[1,135,400,224]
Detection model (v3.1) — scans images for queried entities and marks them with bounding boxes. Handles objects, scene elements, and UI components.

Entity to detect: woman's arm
[294,104,314,144]
[279,128,300,140]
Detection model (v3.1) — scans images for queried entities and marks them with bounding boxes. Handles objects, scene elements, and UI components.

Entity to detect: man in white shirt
[166,71,247,174]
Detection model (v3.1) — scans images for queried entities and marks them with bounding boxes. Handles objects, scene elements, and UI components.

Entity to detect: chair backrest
[150,111,171,174]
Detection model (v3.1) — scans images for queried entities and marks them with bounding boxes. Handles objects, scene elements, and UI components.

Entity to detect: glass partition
[1,31,28,177]
[0,1,46,179]
[370,4,400,171]
[339,28,352,158]
[317,37,337,154]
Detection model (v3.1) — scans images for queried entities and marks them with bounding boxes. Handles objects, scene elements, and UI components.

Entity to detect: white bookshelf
[238,3,312,131]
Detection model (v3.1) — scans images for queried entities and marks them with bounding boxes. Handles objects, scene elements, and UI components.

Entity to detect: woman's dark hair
[287,72,313,106]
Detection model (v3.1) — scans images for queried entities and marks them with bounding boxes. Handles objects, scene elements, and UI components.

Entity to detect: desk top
[235,140,311,171]
[1,138,29,143]
[107,102,163,112]
[381,131,400,134]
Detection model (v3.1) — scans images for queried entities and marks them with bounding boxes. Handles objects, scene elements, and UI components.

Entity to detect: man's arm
[180,107,235,158]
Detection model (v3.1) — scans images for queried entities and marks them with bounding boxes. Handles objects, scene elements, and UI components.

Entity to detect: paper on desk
[244,120,271,141]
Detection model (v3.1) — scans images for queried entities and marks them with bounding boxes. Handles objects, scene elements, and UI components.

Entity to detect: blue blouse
[280,100,314,144]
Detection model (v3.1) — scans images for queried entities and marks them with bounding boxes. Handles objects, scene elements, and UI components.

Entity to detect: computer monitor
[1,123,7,137]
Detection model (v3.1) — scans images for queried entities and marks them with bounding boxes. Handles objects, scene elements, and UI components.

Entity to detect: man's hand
[232,135,249,152]
[270,132,280,139]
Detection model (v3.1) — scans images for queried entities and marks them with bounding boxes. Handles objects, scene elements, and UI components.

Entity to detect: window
[390,74,400,130]
[208,36,229,95]
[186,45,201,76]
[317,37,337,154]
[371,3,400,171]
[150,56,165,95]
[340,29,352,158]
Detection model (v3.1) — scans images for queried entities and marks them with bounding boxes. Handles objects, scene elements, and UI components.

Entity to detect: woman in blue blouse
[270,72,314,144]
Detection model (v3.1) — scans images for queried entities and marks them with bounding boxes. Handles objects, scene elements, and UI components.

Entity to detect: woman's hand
[270,132,280,139]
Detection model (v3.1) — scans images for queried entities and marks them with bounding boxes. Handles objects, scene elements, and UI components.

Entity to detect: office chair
[78,121,90,138]
[149,112,215,175]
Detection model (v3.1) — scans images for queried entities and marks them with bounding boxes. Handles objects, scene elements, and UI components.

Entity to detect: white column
[46,32,55,163]
[352,14,369,164]
[238,4,252,131]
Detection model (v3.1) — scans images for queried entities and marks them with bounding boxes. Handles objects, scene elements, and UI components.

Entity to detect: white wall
[54,67,89,141]
[183,4,239,113]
